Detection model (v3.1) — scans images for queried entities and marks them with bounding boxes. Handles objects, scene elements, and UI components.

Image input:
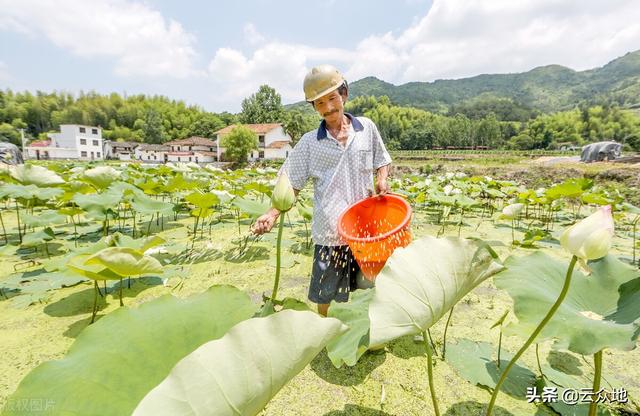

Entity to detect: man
[252,65,391,316]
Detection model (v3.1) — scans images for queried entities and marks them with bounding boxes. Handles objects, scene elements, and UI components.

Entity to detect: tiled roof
[165,136,217,146]
[167,151,194,156]
[138,144,170,151]
[214,123,282,136]
[109,141,139,148]
[267,140,292,149]
[28,140,51,147]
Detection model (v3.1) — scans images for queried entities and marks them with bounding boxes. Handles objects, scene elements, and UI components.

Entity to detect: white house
[25,124,105,160]
[134,144,170,163]
[214,123,293,161]
[164,137,217,163]
[104,140,139,161]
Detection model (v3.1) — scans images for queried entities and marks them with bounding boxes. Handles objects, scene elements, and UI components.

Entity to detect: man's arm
[375,164,390,195]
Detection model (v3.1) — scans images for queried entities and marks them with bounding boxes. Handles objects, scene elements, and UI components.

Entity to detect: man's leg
[317,303,329,317]
[309,245,352,315]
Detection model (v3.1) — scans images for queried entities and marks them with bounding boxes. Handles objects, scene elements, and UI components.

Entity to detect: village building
[104,140,139,160]
[213,123,293,161]
[164,136,217,163]
[134,143,170,163]
[25,124,104,160]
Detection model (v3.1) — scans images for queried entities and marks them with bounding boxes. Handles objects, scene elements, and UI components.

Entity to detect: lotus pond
[0,161,639,416]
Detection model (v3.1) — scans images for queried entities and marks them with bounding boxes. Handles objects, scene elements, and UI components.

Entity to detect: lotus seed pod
[560,205,614,260]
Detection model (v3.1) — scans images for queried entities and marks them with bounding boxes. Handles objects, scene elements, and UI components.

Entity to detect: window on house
[92,140,98,146]
[92,128,98,134]
[188,157,192,162]
[258,135,265,145]
[286,151,289,157]
[148,156,151,160]
[178,157,181,161]
[80,139,87,145]
[79,127,86,133]
[81,151,87,157]
[259,151,264,158]
[97,152,101,157]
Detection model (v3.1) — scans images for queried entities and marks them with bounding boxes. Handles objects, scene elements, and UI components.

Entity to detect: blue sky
[1,0,638,112]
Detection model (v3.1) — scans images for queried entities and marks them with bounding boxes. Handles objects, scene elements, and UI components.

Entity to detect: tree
[220,125,257,165]
[282,110,319,144]
[239,85,284,124]
[0,123,20,145]
[142,109,168,144]
[189,113,225,138]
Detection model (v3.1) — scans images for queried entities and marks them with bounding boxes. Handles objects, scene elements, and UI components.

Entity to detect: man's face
[313,89,344,123]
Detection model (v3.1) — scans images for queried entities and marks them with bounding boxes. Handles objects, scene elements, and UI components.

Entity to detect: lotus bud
[271,172,296,212]
[502,203,524,219]
[560,205,614,260]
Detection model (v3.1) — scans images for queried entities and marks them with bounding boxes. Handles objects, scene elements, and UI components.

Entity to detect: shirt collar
[317,112,363,140]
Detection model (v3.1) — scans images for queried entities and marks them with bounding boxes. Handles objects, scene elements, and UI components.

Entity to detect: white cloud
[0,0,198,78]
[207,0,640,110]
[243,23,265,46]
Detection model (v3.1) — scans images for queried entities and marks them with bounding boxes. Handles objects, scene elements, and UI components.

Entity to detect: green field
[0,158,639,416]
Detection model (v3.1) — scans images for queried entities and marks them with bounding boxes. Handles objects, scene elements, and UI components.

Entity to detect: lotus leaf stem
[271,214,285,301]
[486,255,578,415]
[588,350,603,416]
[421,330,441,416]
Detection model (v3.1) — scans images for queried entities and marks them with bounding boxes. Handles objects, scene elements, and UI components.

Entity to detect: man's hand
[375,178,389,195]
[252,208,280,235]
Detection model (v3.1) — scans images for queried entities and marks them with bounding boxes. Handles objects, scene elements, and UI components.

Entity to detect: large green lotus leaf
[82,166,121,189]
[3,183,62,201]
[108,180,145,198]
[72,190,121,217]
[495,253,640,355]
[2,285,256,416]
[85,247,163,277]
[232,196,270,219]
[369,236,505,347]
[21,210,66,228]
[20,227,56,247]
[327,289,374,367]
[9,164,64,186]
[66,253,123,280]
[133,310,347,416]
[105,233,165,253]
[162,173,198,192]
[185,191,219,209]
[545,178,592,200]
[446,338,536,398]
[130,193,174,216]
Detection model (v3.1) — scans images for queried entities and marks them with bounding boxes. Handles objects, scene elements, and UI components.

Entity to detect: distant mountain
[288,50,640,114]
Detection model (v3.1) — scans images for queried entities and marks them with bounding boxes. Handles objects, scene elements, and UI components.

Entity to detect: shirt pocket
[358,149,373,172]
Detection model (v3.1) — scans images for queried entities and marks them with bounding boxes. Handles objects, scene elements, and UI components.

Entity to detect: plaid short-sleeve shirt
[281,113,392,246]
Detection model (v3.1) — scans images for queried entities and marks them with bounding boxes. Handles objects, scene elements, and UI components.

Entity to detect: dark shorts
[309,245,360,304]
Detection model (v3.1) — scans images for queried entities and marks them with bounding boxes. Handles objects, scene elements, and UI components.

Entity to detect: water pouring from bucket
[337,194,412,280]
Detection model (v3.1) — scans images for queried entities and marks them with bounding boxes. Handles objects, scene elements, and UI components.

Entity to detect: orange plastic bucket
[338,194,412,280]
